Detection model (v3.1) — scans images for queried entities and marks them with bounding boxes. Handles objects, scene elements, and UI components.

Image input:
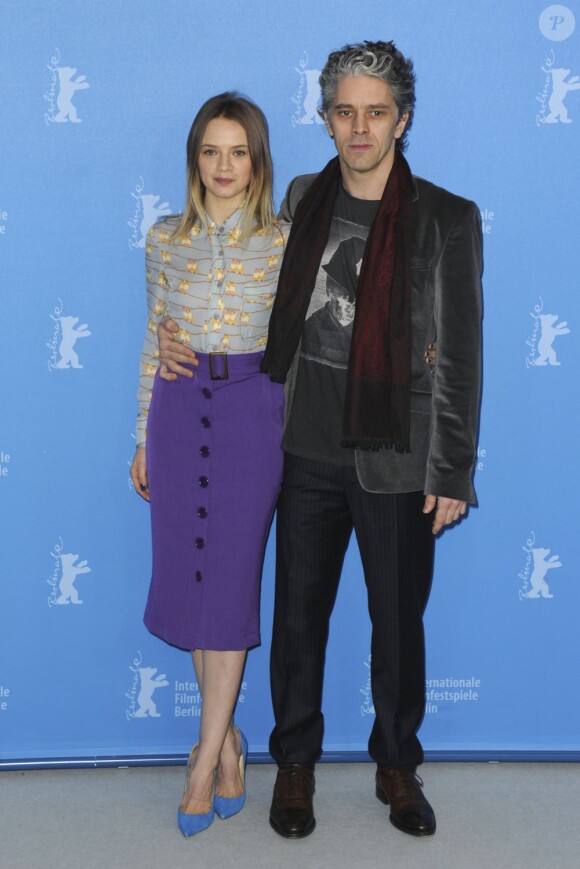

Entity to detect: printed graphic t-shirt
[283,186,380,465]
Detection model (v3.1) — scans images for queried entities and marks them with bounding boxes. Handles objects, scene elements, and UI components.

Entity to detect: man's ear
[323,113,334,138]
[395,111,409,140]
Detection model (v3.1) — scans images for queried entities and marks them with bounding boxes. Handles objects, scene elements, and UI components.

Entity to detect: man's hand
[423,495,467,535]
[130,447,149,501]
[158,317,198,380]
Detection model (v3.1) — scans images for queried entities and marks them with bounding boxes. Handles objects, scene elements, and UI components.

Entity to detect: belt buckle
[209,352,228,380]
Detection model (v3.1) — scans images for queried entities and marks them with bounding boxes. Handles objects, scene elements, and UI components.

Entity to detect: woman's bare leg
[180,649,246,814]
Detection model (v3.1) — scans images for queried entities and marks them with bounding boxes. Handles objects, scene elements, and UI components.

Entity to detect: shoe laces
[385,768,424,798]
[281,766,311,798]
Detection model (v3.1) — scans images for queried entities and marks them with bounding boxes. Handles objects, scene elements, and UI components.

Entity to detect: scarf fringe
[260,366,287,384]
[341,437,411,454]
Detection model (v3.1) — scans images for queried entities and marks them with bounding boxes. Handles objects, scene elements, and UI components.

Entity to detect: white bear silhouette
[535,314,570,366]
[527,547,561,599]
[54,67,90,123]
[134,667,169,717]
[56,316,91,369]
[545,68,580,124]
[300,69,323,125]
[137,194,171,247]
[56,552,91,605]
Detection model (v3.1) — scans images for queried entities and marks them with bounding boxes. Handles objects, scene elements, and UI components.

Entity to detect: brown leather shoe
[269,765,316,839]
[375,766,436,836]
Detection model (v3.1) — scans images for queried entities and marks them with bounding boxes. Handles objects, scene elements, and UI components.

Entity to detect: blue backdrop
[1,0,579,767]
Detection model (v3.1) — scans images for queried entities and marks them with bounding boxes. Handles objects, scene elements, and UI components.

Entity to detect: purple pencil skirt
[143,352,284,651]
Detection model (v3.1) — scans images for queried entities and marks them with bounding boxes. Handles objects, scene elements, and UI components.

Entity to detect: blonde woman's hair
[172,92,276,242]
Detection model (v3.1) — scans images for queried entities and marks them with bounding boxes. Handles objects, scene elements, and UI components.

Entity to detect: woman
[130,93,287,837]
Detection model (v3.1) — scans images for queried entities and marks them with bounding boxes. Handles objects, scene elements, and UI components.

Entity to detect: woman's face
[197,117,253,217]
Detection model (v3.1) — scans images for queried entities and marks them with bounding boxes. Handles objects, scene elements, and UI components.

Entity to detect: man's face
[324,75,408,181]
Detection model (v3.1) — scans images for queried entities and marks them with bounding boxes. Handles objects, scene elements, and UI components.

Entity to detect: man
[157,40,482,840]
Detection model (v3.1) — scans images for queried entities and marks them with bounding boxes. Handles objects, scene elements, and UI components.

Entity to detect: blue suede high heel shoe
[177,743,215,837]
[214,727,248,820]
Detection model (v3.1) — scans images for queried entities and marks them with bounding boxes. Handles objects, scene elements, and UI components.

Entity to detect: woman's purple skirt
[144,352,284,651]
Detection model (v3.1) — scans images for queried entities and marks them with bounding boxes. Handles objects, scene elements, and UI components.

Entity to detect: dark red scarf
[261,150,413,452]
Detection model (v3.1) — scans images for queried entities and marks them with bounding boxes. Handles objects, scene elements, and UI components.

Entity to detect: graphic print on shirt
[301,224,368,369]
[282,191,378,465]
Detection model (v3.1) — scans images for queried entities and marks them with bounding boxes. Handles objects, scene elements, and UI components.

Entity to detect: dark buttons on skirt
[195,570,202,582]
[200,445,211,458]
[198,476,209,488]
[195,538,205,549]
[201,416,211,428]
[197,506,207,518]
[202,387,212,399]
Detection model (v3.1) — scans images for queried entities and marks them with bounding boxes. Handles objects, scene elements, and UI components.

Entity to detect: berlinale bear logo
[526,299,570,368]
[535,314,570,365]
[518,532,563,600]
[127,177,172,250]
[47,301,92,372]
[56,316,92,368]
[527,548,562,598]
[291,52,324,127]
[545,66,580,123]
[56,552,92,604]
[134,668,169,718]
[125,652,170,720]
[54,66,90,123]
[47,538,92,607]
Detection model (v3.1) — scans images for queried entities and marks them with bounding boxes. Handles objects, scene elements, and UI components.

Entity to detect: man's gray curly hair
[319,40,416,151]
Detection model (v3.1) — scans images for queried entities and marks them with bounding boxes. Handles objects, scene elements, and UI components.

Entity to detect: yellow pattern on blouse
[136,209,288,447]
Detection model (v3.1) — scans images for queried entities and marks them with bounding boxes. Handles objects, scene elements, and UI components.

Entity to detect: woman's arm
[136,225,170,448]
[130,446,149,501]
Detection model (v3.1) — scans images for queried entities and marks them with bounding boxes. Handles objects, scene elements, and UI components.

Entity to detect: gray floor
[1,762,578,869]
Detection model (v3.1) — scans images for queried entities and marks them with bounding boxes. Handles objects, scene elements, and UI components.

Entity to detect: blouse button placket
[209,230,225,346]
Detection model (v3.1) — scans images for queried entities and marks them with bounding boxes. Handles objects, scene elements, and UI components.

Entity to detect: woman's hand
[130,446,150,501]
[424,342,436,375]
[158,317,198,381]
